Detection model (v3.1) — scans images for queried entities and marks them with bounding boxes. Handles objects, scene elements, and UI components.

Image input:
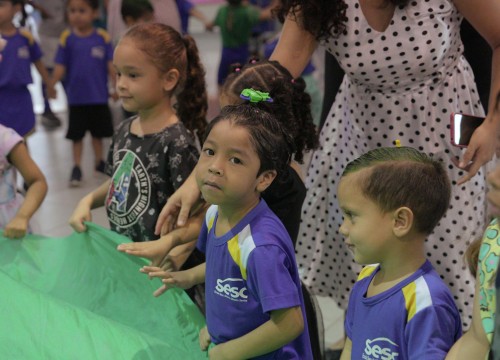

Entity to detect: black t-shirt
[105,118,199,242]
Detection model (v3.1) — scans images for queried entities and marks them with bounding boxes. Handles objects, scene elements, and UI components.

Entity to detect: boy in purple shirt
[144,100,313,359]
[338,147,462,360]
[50,0,115,187]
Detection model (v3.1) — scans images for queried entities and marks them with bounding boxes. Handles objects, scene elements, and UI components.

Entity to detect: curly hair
[276,0,411,41]
[122,23,207,142]
[221,60,318,163]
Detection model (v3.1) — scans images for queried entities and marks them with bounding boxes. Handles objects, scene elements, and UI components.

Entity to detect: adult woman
[270,0,500,328]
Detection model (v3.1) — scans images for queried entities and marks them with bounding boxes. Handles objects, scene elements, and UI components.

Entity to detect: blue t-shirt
[0,29,42,88]
[346,260,462,360]
[55,28,113,105]
[197,200,313,359]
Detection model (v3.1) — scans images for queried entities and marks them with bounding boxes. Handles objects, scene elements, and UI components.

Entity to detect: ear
[123,16,135,27]
[392,207,414,237]
[162,69,180,92]
[255,170,277,193]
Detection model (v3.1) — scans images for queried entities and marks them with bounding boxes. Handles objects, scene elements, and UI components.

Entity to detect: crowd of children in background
[2,0,500,358]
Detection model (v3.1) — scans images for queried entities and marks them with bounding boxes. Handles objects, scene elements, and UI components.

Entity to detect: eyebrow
[204,139,250,158]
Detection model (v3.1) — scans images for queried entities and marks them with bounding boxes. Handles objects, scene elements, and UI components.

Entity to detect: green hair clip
[240,88,273,103]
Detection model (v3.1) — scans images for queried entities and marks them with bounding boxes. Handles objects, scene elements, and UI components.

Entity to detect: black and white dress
[297,0,487,328]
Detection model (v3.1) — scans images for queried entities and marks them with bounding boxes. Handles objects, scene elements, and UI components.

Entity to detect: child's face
[0,1,19,29]
[113,38,172,112]
[337,170,395,265]
[196,120,275,210]
[487,163,500,218]
[67,0,97,32]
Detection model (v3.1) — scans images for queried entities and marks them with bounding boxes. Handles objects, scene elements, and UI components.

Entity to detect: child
[206,0,271,88]
[69,23,207,242]
[49,0,116,187]
[446,163,500,359]
[175,0,210,35]
[0,124,48,238]
[0,0,55,137]
[144,103,313,359]
[338,147,462,359]
[120,0,154,28]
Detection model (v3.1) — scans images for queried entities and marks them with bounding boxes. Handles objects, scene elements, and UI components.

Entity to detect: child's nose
[339,221,349,236]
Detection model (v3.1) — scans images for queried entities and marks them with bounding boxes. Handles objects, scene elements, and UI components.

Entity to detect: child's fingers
[153,284,169,297]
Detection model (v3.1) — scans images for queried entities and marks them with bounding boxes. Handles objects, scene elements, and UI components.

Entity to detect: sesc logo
[215,278,248,301]
[363,338,399,360]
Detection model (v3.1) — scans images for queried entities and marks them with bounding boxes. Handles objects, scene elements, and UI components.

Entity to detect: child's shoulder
[95,28,112,44]
[18,28,37,46]
[58,28,72,46]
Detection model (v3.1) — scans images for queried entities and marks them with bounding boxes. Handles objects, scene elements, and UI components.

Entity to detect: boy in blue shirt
[49,0,115,186]
[338,147,462,360]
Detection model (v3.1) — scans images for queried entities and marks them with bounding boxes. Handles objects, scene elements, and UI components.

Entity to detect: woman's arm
[453,0,500,184]
[154,168,202,234]
[269,14,318,78]
[4,142,48,238]
[209,306,304,360]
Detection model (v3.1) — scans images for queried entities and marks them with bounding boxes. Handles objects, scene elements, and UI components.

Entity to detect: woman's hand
[199,326,212,351]
[117,236,175,267]
[154,171,201,235]
[456,119,498,184]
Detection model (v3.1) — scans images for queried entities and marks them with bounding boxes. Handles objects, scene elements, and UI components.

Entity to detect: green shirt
[214,4,260,48]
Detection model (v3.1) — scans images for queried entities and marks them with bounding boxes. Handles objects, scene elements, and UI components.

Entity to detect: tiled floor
[26,7,344,353]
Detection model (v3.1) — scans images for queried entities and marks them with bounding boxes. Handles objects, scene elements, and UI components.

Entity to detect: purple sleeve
[54,42,67,66]
[404,305,462,359]
[105,41,113,62]
[29,40,42,62]
[344,282,359,341]
[246,245,301,313]
[196,217,209,254]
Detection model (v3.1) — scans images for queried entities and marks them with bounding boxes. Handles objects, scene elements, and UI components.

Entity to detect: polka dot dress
[297,0,486,329]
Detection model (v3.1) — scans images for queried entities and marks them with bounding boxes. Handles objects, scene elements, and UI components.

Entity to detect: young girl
[0,0,54,137]
[0,124,48,238]
[49,0,116,186]
[69,23,207,242]
[446,163,500,359]
[144,103,313,359]
[206,0,272,88]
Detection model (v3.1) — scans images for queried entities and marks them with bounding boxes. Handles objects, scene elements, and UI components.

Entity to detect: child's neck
[215,197,260,236]
[72,24,94,37]
[133,102,178,136]
[367,240,426,297]
[0,22,16,36]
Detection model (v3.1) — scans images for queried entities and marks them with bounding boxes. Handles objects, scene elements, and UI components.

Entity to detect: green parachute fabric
[0,222,207,359]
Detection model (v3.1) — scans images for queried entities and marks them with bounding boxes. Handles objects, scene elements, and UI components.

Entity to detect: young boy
[338,147,462,359]
[49,0,115,187]
[142,103,313,359]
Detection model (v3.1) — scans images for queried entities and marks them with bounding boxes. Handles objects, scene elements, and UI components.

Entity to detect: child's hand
[69,200,92,232]
[46,84,57,99]
[4,215,29,239]
[140,266,193,297]
[117,237,174,267]
[199,326,211,351]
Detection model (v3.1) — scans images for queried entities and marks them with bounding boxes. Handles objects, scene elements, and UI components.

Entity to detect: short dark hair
[204,105,295,178]
[343,147,451,235]
[121,0,153,21]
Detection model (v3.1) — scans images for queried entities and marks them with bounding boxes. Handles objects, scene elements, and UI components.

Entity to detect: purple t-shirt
[55,28,113,105]
[197,200,313,359]
[0,29,42,88]
[345,260,462,360]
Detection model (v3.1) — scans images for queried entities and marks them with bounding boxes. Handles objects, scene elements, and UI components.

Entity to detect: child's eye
[129,73,139,79]
[203,148,214,156]
[230,157,242,165]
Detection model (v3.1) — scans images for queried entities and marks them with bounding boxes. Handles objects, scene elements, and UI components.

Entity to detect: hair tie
[235,67,241,72]
[240,88,273,103]
[291,78,295,84]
